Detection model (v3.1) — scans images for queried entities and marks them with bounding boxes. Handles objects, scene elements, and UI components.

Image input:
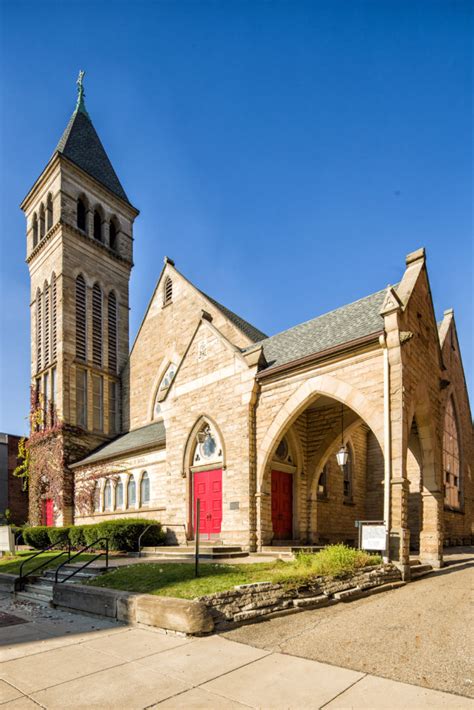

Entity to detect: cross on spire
[75,70,88,116]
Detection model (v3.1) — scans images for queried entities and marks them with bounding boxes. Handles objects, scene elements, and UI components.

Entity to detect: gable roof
[55,104,129,203]
[70,421,166,468]
[251,287,389,371]
[199,290,267,343]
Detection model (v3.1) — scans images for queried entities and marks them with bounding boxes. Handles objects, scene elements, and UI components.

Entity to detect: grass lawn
[0,550,97,576]
[88,545,382,599]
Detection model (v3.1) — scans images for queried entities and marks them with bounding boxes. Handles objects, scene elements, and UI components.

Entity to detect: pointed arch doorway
[188,419,224,539]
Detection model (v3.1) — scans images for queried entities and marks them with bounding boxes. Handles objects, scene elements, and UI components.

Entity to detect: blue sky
[0,0,472,435]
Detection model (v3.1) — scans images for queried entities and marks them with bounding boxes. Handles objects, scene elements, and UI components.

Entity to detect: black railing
[19,542,71,585]
[54,538,109,584]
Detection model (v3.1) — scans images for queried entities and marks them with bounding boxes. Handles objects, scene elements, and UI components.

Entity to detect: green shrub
[20,518,165,553]
[82,519,165,551]
[47,527,71,548]
[68,525,87,549]
[23,526,50,549]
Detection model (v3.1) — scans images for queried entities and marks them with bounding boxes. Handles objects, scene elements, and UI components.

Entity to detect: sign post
[194,498,200,578]
[356,520,386,553]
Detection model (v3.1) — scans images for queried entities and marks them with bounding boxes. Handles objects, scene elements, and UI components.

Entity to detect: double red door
[272,470,293,539]
[193,469,222,537]
[42,499,54,527]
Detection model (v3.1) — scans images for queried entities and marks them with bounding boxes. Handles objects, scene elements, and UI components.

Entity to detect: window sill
[81,506,166,518]
[317,496,329,503]
[343,499,355,507]
[444,505,464,515]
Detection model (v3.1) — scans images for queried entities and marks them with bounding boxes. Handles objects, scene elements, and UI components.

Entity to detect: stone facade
[0,434,29,525]
[21,87,473,570]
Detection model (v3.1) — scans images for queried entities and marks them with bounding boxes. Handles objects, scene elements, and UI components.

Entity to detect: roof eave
[257,330,384,380]
[70,438,165,469]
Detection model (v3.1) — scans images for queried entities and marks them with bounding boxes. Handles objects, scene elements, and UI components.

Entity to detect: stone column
[419,490,444,567]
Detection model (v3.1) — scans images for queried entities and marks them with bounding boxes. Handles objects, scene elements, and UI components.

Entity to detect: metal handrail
[138,525,153,558]
[19,542,71,583]
[54,537,109,584]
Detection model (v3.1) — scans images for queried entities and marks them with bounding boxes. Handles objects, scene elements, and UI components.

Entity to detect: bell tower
[20,72,139,525]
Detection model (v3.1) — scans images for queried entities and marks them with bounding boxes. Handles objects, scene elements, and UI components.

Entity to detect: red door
[42,498,54,527]
[271,470,293,539]
[193,469,222,537]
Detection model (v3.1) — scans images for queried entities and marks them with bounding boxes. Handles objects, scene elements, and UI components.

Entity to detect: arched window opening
[46,194,53,231]
[44,282,50,368]
[140,472,150,507]
[163,276,173,306]
[273,436,294,465]
[116,480,124,509]
[92,283,103,367]
[107,292,118,373]
[75,274,87,361]
[32,213,38,248]
[127,475,136,508]
[104,480,112,511]
[51,273,57,362]
[193,422,223,466]
[443,397,461,508]
[109,220,117,251]
[93,210,102,241]
[36,288,42,372]
[343,444,353,501]
[39,203,45,239]
[317,465,328,500]
[160,363,176,391]
[93,482,101,512]
[77,198,87,231]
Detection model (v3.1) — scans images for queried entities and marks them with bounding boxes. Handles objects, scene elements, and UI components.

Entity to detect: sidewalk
[0,594,471,709]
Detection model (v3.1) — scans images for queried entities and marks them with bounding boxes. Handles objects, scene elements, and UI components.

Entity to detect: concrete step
[138,549,248,560]
[16,589,52,605]
[409,559,422,567]
[42,568,106,581]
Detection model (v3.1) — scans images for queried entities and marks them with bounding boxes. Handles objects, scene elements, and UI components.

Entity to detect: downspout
[380,333,391,563]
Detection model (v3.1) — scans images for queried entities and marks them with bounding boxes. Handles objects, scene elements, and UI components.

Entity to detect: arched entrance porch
[257,387,386,549]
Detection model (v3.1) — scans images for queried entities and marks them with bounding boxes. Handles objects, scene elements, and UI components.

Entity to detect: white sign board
[0,526,15,553]
[361,524,386,551]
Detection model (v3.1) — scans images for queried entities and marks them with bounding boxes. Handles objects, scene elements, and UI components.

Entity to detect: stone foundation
[199,564,402,629]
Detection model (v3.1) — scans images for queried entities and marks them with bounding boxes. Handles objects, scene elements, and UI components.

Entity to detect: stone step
[42,568,106,581]
[409,559,422,567]
[410,564,434,578]
[16,589,52,605]
[138,550,248,560]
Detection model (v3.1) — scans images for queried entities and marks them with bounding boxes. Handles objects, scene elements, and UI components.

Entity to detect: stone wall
[200,564,402,629]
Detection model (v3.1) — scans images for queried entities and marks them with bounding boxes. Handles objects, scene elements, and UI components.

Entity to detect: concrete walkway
[0,592,471,709]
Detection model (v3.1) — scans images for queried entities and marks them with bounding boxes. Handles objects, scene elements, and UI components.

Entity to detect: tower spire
[75,69,89,117]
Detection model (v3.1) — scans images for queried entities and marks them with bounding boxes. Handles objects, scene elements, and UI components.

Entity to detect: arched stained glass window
[116,480,124,509]
[104,479,112,511]
[140,472,150,507]
[127,475,136,508]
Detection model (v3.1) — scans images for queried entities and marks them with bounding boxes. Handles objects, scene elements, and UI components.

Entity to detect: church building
[21,75,473,573]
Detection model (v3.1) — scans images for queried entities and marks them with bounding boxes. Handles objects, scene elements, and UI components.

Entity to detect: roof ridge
[197,288,268,343]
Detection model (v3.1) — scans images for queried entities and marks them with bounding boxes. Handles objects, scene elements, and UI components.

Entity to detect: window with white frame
[104,479,112,511]
[116,479,124,509]
[140,472,150,507]
[127,475,136,508]
[443,397,461,508]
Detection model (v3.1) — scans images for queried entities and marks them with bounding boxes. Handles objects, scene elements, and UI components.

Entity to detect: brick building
[22,75,473,572]
[0,434,29,525]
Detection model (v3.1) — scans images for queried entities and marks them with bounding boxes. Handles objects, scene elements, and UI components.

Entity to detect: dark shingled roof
[55,106,129,203]
[72,421,166,468]
[252,287,389,371]
[200,290,268,343]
